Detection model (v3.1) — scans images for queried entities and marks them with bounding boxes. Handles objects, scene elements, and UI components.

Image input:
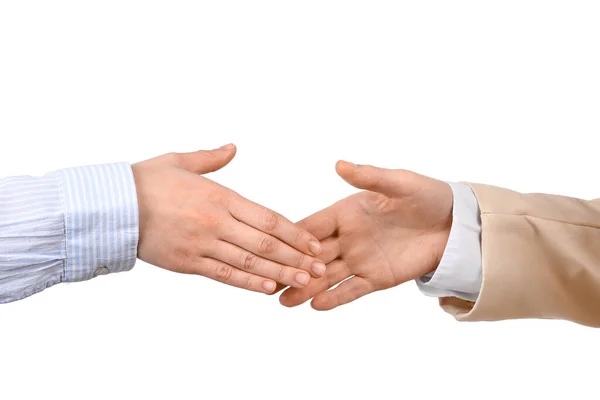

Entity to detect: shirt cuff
[58,163,139,282]
[416,182,482,302]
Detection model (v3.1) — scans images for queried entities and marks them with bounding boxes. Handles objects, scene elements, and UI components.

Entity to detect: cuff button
[93,266,110,277]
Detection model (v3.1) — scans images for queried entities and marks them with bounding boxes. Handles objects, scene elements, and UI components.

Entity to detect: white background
[1,1,599,399]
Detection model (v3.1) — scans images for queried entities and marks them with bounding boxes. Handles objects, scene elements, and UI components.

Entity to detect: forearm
[0,163,138,303]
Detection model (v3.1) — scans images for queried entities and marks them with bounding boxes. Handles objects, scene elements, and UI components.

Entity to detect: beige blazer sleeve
[440,183,600,327]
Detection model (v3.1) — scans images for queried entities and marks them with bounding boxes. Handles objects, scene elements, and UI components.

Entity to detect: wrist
[430,182,454,273]
[415,182,482,302]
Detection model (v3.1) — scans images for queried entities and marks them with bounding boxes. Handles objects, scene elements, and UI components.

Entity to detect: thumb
[335,160,413,197]
[174,144,237,174]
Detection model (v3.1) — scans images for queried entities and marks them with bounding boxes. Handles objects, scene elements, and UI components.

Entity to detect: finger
[336,160,415,197]
[197,257,277,294]
[221,220,326,279]
[318,237,341,265]
[311,276,374,311]
[279,260,351,307]
[229,197,322,256]
[173,144,237,174]
[209,241,312,288]
[296,206,339,241]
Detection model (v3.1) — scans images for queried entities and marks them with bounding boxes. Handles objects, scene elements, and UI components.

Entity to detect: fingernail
[262,281,276,293]
[295,273,310,286]
[219,143,234,150]
[311,261,326,277]
[308,240,322,256]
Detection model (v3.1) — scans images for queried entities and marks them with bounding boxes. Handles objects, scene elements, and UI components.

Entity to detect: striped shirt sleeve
[0,163,139,303]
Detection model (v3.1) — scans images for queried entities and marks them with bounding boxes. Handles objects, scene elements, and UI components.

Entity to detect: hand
[132,144,326,294]
[279,161,453,310]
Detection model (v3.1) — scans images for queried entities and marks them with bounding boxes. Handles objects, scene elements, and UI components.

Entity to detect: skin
[132,144,326,294]
[279,160,454,310]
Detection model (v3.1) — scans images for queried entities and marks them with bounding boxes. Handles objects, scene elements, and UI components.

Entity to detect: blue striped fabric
[0,163,139,303]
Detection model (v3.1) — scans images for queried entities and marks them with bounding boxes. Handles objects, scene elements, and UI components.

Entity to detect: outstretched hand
[133,144,325,294]
[280,161,453,310]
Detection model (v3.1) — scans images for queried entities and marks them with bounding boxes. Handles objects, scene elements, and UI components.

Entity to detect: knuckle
[240,252,259,272]
[167,152,182,165]
[167,248,198,274]
[215,264,233,282]
[198,149,214,158]
[262,211,279,231]
[244,276,254,290]
[335,291,344,306]
[296,253,306,269]
[292,228,304,247]
[172,249,195,274]
[196,211,222,229]
[207,189,229,206]
[277,266,287,283]
[258,235,276,254]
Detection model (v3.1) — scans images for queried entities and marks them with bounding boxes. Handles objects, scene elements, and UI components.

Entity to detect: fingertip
[335,160,355,177]
[294,272,311,287]
[279,287,309,308]
[217,144,237,162]
[279,291,294,307]
[222,144,237,164]
[262,280,277,294]
[311,296,335,311]
[308,240,322,256]
[218,143,236,151]
[311,260,326,277]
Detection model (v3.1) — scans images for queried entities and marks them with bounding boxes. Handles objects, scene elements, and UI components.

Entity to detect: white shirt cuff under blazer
[416,182,483,302]
[0,163,139,303]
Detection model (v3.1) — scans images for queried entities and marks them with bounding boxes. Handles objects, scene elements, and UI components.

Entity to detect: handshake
[134,144,453,310]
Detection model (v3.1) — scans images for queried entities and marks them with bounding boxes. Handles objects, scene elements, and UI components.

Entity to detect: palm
[280,162,452,310]
[338,190,450,285]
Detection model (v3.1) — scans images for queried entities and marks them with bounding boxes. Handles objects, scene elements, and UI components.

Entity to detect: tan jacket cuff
[440,183,600,327]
